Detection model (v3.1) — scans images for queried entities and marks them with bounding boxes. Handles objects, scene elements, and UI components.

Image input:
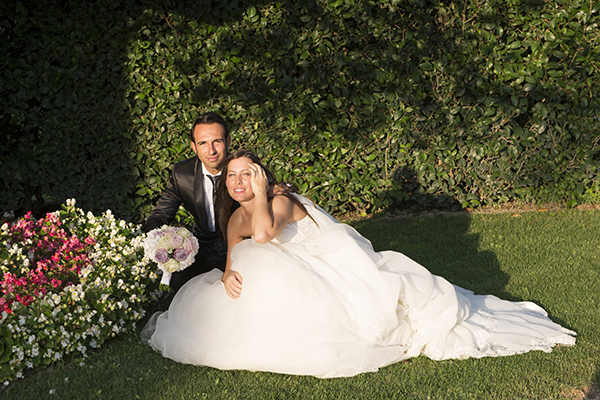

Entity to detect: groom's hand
[222,270,243,299]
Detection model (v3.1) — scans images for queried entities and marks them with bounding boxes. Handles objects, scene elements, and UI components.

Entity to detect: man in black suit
[144,112,230,292]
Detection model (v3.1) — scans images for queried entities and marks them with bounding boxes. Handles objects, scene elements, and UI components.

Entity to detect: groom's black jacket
[144,156,226,291]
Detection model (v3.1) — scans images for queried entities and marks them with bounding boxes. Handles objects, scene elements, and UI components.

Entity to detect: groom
[144,112,230,293]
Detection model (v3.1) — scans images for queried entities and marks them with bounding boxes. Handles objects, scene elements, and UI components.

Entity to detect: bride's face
[226,157,255,202]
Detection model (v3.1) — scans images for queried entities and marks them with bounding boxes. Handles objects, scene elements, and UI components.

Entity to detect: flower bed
[0,200,163,385]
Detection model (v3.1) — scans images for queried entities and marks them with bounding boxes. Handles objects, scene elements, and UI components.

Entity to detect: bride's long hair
[216,149,314,240]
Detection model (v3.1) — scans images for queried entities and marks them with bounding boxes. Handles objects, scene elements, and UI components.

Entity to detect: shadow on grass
[350,211,511,299]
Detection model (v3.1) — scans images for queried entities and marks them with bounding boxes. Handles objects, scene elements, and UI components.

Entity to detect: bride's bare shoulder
[228,207,252,237]
[272,194,307,222]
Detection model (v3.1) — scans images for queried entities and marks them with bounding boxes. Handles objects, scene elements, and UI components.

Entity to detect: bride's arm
[221,212,244,299]
[249,164,295,244]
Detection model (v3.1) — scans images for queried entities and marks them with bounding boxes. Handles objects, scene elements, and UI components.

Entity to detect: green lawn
[2,209,599,400]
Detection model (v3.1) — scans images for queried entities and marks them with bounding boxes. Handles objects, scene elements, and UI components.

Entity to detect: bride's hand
[249,163,268,198]
[222,270,243,299]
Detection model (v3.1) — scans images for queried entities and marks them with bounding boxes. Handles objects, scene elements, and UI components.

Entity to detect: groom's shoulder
[172,156,198,173]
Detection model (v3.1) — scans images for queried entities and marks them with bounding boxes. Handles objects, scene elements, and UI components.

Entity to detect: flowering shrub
[0,200,164,385]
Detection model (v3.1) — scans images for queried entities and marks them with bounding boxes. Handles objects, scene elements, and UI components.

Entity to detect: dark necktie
[207,175,218,231]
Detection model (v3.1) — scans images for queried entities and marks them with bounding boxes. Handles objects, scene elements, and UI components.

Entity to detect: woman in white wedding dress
[142,150,575,378]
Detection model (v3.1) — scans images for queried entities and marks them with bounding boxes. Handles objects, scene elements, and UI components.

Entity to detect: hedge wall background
[1,0,599,221]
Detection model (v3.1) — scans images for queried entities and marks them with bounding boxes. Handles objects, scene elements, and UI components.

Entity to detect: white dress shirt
[201,163,220,232]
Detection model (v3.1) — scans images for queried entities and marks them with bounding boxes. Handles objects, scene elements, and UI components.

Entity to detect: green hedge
[1,0,599,221]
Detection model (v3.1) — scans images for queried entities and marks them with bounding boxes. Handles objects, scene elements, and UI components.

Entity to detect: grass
[2,209,599,400]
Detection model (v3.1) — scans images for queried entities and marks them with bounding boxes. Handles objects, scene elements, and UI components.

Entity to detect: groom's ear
[226,136,231,149]
[190,140,198,156]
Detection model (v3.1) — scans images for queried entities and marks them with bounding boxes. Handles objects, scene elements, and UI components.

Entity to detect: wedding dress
[142,195,576,378]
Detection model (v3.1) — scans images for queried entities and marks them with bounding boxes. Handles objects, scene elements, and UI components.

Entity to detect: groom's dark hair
[190,112,229,142]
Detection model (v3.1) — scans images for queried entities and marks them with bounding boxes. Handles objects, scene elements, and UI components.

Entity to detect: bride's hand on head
[249,163,269,197]
[222,270,243,299]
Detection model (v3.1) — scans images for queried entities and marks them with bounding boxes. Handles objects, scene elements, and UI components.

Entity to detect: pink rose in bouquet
[170,232,184,248]
[173,248,190,262]
[154,249,170,264]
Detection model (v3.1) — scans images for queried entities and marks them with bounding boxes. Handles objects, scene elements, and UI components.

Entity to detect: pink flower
[170,233,184,248]
[155,249,169,264]
[173,248,190,262]
[183,237,199,253]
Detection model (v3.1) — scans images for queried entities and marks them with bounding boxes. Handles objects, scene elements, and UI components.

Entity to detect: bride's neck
[238,197,255,217]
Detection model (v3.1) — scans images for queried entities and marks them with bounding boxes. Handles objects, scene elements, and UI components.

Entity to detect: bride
[142,150,576,378]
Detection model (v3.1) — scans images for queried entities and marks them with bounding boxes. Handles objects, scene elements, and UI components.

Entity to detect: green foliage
[1,0,599,220]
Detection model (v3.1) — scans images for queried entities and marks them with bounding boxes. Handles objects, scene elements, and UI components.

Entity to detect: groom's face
[190,123,231,175]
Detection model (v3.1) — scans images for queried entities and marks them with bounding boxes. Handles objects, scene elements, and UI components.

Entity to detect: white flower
[49,389,55,394]
[80,265,94,279]
[163,259,180,273]
[177,227,192,239]
[66,285,85,301]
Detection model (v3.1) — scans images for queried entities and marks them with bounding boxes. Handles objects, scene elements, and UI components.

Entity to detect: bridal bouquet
[142,225,199,290]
